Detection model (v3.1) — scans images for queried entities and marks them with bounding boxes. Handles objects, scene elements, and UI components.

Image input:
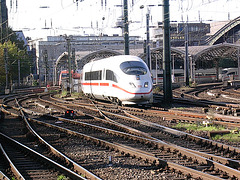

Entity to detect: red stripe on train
[112,84,152,95]
[100,83,109,86]
[82,82,99,86]
[82,82,152,95]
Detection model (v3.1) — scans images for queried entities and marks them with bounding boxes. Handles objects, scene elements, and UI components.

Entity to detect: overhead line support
[162,0,172,104]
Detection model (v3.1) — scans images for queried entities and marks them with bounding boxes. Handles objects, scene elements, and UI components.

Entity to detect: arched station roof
[55,51,78,71]
[55,43,240,71]
[206,16,240,45]
[139,46,185,60]
[77,49,122,69]
[137,43,240,70]
[53,17,240,72]
[55,52,68,67]
[193,43,240,62]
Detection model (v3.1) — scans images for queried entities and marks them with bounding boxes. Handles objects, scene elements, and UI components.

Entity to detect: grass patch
[173,122,226,131]
[212,132,240,142]
[71,91,83,98]
[57,175,69,180]
[54,90,68,98]
[174,122,240,142]
[55,90,83,99]
[153,86,162,94]
[48,89,60,94]
[61,90,68,97]
[175,107,187,110]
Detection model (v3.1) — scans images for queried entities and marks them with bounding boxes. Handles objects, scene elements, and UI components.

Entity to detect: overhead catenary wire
[6,0,240,39]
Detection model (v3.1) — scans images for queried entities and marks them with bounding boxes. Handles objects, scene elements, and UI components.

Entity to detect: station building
[28,18,240,87]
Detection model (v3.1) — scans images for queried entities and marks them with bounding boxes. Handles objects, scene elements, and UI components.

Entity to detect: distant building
[153,22,210,47]
[36,35,143,86]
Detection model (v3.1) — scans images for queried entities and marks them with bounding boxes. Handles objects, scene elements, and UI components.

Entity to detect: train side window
[174,73,184,77]
[92,71,102,80]
[85,72,91,80]
[227,72,235,75]
[106,70,118,83]
[196,73,203,76]
[85,71,102,80]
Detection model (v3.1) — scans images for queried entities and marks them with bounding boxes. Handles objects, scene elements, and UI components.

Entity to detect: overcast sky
[7,0,240,40]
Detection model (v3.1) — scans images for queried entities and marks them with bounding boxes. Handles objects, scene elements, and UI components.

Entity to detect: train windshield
[222,70,228,74]
[61,73,69,78]
[120,61,147,75]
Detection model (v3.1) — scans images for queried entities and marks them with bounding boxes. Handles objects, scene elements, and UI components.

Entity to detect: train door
[102,68,108,99]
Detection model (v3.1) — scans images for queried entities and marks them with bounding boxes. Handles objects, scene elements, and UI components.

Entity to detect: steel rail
[41,93,240,177]
[30,93,240,178]
[0,143,24,180]
[0,171,10,180]
[0,133,87,180]
[122,107,240,153]
[123,110,240,166]
[27,116,223,179]
[15,99,101,180]
[41,95,156,141]
[37,94,88,117]
[33,112,240,178]
[91,105,240,177]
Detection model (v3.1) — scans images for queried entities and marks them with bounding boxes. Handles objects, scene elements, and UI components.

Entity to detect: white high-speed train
[81,55,153,105]
[220,68,238,81]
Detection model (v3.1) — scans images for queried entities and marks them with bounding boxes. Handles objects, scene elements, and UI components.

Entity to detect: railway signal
[65,110,75,119]
[0,110,5,121]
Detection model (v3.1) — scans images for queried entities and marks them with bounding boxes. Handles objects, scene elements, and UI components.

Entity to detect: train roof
[83,55,144,67]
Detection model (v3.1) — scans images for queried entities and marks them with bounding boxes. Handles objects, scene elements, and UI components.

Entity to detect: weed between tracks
[212,132,240,142]
[55,90,83,98]
[57,175,69,180]
[173,122,225,132]
[173,122,240,142]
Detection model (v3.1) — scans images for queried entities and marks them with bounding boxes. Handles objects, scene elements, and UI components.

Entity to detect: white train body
[81,55,153,105]
[219,68,239,81]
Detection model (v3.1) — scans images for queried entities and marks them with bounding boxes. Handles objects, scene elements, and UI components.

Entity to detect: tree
[0,41,31,87]
[0,26,31,88]
[1,27,25,50]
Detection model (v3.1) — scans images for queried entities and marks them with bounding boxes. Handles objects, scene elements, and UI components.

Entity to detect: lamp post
[238,47,240,80]
[146,12,151,69]
[43,50,48,87]
[184,22,189,86]
[123,0,129,55]
[139,5,154,70]
[4,48,9,94]
[64,35,73,94]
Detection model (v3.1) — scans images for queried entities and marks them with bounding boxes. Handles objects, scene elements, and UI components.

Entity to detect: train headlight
[129,82,136,88]
[144,82,149,88]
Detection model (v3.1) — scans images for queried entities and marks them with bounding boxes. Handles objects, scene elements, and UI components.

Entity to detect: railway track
[0,93,101,180]
[28,114,232,179]
[1,89,240,179]
[24,94,240,179]
[167,83,240,121]
[96,106,240,165]
[0,133,74,180]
